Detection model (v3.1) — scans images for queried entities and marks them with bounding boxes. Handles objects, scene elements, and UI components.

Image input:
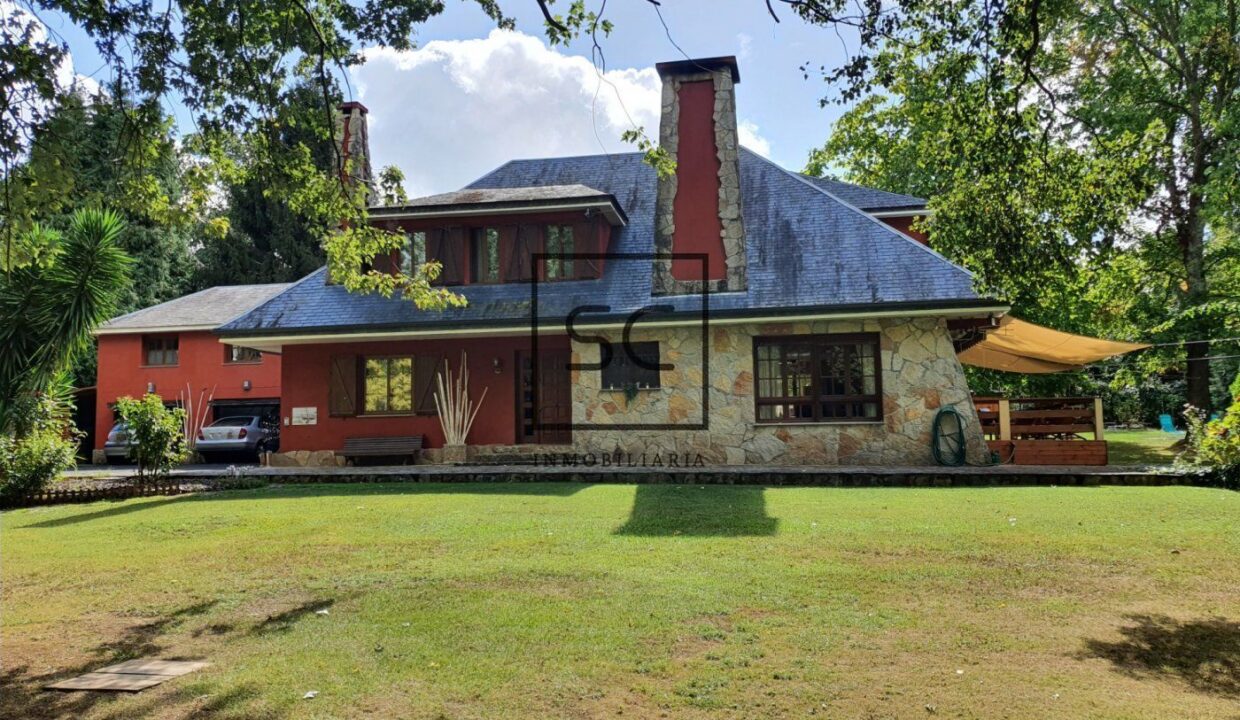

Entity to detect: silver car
[196,416,278,459]
[103,422,137,462]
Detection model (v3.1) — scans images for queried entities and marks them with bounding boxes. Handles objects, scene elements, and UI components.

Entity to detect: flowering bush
[1180,401,1240,489]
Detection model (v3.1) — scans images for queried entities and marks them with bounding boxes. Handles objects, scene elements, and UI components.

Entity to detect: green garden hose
[931,405,968,466]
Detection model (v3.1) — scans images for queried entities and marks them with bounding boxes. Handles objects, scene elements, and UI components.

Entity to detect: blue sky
[42,1,857,195]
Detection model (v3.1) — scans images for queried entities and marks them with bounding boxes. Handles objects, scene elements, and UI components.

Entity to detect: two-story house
[214,56,1005,466]
[91,284,288,463]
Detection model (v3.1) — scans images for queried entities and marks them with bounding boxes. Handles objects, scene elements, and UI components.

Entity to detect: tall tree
[806,64,1152,330]
[194,82,338,287]
[1,0,518,312]
[798,0,1239,411]
[3,92,196,313]
[1066,0,1239,411]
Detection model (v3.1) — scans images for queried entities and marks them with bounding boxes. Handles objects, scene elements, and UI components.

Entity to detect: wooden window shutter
[510,224,542,281]
[414,354,443,414]
[328,355,358,416]
[425,229,446,285]
[371,220,400,275]
[442,227,465,284]
[371,249,396,275]
[497,226,518,282]
[573,218,600,279]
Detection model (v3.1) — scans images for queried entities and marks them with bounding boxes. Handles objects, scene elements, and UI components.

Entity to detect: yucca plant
[0,209,132,434]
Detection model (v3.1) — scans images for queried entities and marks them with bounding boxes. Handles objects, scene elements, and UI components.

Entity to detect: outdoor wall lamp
[146,382,156,394]
[242,380,252,392]
[493,357,503,374]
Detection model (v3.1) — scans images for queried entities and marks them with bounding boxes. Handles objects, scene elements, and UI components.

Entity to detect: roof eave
[867,207,933,217]
[369,196,628,226]
[219,298,1009,341]
[94,323,220,337]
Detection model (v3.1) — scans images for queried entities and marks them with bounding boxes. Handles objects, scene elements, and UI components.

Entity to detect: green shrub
[0,393,79,503]
[114,394,188,482]
[1180,402,1240,490]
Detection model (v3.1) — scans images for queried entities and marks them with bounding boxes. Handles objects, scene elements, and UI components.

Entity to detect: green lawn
[1104,429,1185,465]
[3,484,1237,719]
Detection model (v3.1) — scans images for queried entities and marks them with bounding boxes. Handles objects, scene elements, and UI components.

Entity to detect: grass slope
[2,484,1237,719]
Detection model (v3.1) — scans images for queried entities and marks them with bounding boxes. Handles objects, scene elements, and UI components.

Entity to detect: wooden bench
[340,436,423,465]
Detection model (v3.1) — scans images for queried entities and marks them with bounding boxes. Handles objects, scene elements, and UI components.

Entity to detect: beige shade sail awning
[958,316,1149,374]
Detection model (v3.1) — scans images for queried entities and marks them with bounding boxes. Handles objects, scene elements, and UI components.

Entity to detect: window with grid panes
[754,334,882,423]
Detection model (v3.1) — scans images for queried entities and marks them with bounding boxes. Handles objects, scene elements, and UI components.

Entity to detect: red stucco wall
[670,80,727,282]
[94,331,281,448]
[277,335,569,451]
[880,215,929,245]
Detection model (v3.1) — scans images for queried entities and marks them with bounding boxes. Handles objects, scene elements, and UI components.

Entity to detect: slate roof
[799,175,927,212]
[99,284,291,334]
[221,150,992,337]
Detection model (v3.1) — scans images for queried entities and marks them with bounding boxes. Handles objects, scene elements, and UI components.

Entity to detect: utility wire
[1140,336,1240,348]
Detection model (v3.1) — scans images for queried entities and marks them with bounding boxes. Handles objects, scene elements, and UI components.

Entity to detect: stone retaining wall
[569,317,989,466]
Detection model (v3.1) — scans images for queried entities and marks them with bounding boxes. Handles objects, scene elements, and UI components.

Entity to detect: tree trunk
[1179,193,1210,414]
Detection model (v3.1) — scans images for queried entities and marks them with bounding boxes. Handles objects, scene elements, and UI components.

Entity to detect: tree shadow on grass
[93,600,218,661]
[91,683,272,720]
[0,601,223,720]
[1080,614,1239,698]
[251,598,336,635]
[20,496,193,529]
[614,485,778,537]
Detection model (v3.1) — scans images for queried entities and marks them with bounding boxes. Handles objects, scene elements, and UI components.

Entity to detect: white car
[196,416,279,459]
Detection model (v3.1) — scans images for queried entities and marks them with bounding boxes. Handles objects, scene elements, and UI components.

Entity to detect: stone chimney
[652,56,746,295]
[337,101,373,202]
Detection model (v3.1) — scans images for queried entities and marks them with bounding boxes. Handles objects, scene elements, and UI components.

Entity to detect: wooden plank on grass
[96,659,208,677]
[45,672,167,692]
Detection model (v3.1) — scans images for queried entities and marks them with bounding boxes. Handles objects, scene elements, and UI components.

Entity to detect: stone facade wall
[652,68,747,295]
[569,318,988,466]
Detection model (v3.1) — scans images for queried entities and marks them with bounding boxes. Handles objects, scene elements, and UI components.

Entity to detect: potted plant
[434,351,487,464]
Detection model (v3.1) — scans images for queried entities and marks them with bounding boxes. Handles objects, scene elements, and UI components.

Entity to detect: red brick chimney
[652,56,746,295]
[337,101,373,202]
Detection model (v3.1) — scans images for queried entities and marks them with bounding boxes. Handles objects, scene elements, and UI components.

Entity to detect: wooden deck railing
[973,397,1105,442]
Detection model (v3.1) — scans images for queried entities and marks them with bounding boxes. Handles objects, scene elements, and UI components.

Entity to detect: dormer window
[368,184,624,287]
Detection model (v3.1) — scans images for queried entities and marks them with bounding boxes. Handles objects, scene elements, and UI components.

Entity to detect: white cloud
[2,0,101,144]
[738,119,771,158]
[351,30,771,196]
[737,33,753,60]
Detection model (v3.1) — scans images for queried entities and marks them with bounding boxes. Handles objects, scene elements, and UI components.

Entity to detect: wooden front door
[516,349,572,444]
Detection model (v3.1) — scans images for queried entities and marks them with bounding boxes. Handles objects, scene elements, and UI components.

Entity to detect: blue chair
[1158,414,1177,433]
